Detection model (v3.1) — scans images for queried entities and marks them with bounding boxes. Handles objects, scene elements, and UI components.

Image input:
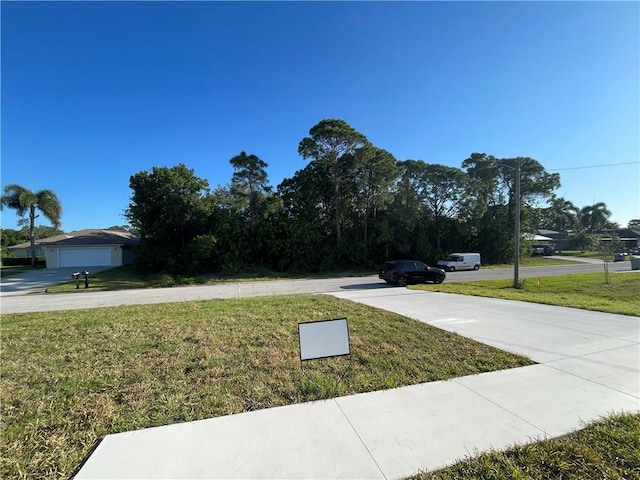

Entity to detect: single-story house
[8,229,139,269]
[526,231,557,243]
[536,229,566,241]
[599,228,640,253]
[619,229,640,251]
[535,228,640,253]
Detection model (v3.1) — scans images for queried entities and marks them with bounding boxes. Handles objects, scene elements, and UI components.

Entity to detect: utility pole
[514,159,521,288]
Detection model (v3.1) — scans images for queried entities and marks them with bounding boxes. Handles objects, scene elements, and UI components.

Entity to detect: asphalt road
[0,259,635,314]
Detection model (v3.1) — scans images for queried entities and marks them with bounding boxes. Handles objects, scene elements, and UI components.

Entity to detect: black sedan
[379,260,446,286]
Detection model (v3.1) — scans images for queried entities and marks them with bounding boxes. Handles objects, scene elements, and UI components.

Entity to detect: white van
[437,253,481,272]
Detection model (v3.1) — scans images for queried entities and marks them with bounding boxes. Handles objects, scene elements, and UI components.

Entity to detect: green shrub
[181,234,219,274]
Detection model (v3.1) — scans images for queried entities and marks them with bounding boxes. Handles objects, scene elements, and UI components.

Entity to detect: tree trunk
[29,204,36,267]
[334,193,341,243]
[333,167,341,244]
[363,207,368,244]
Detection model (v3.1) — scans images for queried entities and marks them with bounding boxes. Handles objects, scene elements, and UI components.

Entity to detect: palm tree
[546,196,578,232]
[579,202,612,232]
[1,184,62,266]
[544,196,578,253]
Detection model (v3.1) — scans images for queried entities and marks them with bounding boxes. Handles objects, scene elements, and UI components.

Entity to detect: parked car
[437,252,481,272]
[531,244,555,256]
[379,260,446,286]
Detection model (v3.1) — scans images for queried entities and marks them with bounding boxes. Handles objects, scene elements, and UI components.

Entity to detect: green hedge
[1,257,46,267]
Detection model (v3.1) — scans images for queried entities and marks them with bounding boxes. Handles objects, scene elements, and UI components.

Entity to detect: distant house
[536,229,566,241]
[603,229,640,252]
[536,228,640,251]
[528,230,560,242]
[8,229,139,269]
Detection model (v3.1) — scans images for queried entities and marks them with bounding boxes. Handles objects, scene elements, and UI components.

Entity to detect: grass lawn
[558,250,624,260]
[413,412,640,480]
[45,264,376,292]
[0,295,532,479]
[412,272,640,316]
[483,256,581,269]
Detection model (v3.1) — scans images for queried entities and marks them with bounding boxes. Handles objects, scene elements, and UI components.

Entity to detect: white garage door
[59,248,112,267]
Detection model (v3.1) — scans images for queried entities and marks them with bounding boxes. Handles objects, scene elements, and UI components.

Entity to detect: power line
[549,162,639,172]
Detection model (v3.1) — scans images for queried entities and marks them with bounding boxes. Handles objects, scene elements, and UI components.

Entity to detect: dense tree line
[122,118,620,274]
[0,226,63,257]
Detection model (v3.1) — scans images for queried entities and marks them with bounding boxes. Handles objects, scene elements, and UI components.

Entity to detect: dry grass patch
[1,294,532,479]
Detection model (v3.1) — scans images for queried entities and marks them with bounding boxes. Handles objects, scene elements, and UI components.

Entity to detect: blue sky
[2,1,639,232]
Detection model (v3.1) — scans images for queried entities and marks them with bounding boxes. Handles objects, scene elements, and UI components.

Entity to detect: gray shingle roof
[8,229,139,249]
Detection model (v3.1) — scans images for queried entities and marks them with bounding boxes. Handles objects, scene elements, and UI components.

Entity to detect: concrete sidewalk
[74,290,639,479]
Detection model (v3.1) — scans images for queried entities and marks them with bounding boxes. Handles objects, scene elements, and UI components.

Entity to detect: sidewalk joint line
[543,342,639,364]
[452,377,550,438]
[540,363,640,400]
[333,398,388,480]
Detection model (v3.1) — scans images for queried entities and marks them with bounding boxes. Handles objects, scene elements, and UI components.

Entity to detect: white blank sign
[298,318,350,361]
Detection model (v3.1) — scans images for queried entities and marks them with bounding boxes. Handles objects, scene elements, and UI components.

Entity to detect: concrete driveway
[0,267,110,296]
